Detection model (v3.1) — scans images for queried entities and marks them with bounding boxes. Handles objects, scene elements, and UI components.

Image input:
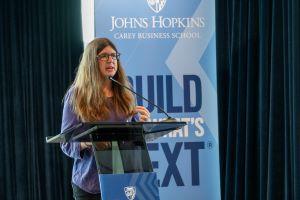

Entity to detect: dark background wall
[0,0,83,199]
[1,0,299,200]
[216,1,300,200]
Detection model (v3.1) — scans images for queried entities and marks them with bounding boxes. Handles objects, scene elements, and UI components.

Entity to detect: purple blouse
[60,88,137,194]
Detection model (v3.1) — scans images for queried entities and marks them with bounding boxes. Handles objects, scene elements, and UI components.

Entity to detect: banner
[93,0,220,199]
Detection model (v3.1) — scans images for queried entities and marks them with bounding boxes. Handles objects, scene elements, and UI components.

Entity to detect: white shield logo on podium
[147,0,167,13]
[124,186,136,200]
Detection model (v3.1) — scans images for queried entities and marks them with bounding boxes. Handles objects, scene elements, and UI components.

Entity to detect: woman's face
[97,45,118,78]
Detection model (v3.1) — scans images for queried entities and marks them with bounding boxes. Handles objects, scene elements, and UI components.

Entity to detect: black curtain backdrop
[1,0,300,200]
[216,0,300,200]
[0,0,83,200]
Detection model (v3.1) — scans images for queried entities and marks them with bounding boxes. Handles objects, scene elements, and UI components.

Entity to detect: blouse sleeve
[60,88,82,159]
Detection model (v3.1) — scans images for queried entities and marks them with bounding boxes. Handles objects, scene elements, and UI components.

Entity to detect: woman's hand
[135,106,151,122]
[94,141,111,150]
[80,141,112,151]
[80,142,92,150]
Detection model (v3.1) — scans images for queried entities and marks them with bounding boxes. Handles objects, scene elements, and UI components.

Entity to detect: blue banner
[94,0,220,199]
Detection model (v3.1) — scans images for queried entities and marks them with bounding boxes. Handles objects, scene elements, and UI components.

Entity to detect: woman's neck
[102,80,113,97]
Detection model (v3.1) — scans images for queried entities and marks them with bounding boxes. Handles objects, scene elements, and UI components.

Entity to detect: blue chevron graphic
[99,172,160,200]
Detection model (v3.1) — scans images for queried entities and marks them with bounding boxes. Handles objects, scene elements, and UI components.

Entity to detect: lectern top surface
[46,121,186,143]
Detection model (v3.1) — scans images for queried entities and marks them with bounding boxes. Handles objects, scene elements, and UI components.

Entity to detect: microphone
[108,76,176,122]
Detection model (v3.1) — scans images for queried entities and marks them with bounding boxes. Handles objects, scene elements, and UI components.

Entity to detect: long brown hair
[70,38,135,121]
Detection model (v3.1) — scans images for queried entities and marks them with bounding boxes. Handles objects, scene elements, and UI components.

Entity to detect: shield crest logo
[147,0,167,13]
[124,186,136,200]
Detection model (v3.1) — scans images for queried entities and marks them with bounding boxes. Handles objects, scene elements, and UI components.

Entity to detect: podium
[46,121,186,200]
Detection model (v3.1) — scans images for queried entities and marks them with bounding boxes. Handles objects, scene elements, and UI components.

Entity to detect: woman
[60,38,150,200]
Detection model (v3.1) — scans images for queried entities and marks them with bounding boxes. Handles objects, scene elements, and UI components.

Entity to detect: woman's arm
[60,89,88,159]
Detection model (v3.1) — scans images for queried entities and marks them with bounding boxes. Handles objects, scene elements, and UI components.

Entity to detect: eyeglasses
[96,53,120,61]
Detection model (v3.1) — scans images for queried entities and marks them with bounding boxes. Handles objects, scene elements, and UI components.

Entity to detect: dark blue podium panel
[99,172,160,200]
